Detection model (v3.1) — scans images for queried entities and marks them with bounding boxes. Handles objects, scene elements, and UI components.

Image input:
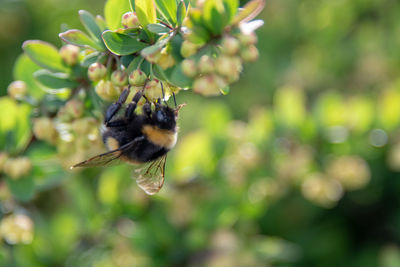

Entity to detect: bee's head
[152,104,176,130]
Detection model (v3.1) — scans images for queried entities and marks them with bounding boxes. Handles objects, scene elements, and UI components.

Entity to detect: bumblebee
[71,86,184,195]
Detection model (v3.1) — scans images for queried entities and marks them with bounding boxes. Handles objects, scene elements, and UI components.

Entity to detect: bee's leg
[105,119,127,128]
[142,102,152,118]
[125,91,143,120]
[104,87,131,125]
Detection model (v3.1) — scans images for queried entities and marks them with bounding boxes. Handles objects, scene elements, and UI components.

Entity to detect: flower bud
[215,56,242,82]
[157,49,176,69]
[88,62,107,82]
[221,36,240,55]
[144,79,163,101]
[240,45,259,63]
[7,81,27,100]
[59,44,80,66]
[180,40,199,58]
[111,70,128,87]
[145,50,161,64]
[33,117,58,142]
[0,152,8,173]
[95,80,121,101]
[181,59,198,77]
[129,69,147,86]
[193,75,224,96]
[64,99,85,119]
[3,157,32,180]
[0,214,34,245]
[121,12,140,29]
[238,32,257,46]
[198,55,215,74]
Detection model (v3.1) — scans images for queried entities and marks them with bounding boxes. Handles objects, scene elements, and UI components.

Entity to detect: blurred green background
[2,0,400,266]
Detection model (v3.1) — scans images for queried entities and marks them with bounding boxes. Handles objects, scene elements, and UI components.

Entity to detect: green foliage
[59,29,104,51]
[102,30,148,55]
[22,41,69,73]
[3,0,400,266]
[135,0,157,27]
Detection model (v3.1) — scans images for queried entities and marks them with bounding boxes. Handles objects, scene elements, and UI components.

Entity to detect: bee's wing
[133,155,167,195]
[71,136,145,168]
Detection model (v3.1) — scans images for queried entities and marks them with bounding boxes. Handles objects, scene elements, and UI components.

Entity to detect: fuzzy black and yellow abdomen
[122,139,168,163]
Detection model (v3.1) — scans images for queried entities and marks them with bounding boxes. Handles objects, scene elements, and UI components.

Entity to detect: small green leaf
[96,15,108,31]
[59,30,103,50]
[105,0,132,30]
[141,35,171,57]
[170,34,184,61]
[152,64,169,81]
[141,44,161,57]
[102,30,148,55]
[79,10,107,50]
[232,0,265,25]
[13,54,44,98]
[81,52,101,67]
[130,0,135,11]
[6,176,35,202]
[135,0,157,27]
[155,0,177,25]
[176,0,187,26]
[164,63,192,88]
[22,40,69,73]
[187,26,210,45]
[223,0,238,23]
[34,70,78,89]
[127,56,144,73]
[121,55,136,68]
[147,23,170,34]
[203,0,228,35]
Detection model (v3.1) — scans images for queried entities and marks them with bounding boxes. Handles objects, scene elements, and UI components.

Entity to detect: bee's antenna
[160,81,168,106]
[173,92,177,108]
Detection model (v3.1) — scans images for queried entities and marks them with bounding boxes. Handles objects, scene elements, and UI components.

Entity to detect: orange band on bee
[142,125,177,149]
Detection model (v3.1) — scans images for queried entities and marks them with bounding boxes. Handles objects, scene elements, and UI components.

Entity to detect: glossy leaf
[129,0,135,11]
[102,30,148,55]
[135,0,157,27]
[59,30,103,50]
[176,0,187,26]
[223,0,238,23]
[81,52,101,67]
[141,44,162,57]
[127,56,144,73]
[140,35,171,57]
[34,70,78,89]
[147,23,170,34]
[203,0,228,35]
[79,10,107,50]
[155,0,177,25]
[22,41,69,73]
[13,54,44,98]
[104,0,132,30]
